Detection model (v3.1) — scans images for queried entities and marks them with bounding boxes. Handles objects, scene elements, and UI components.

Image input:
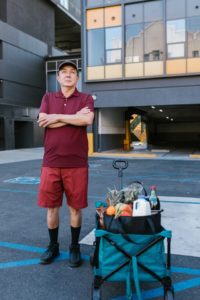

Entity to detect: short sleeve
[39,93,49,114]
[85,95,94,112]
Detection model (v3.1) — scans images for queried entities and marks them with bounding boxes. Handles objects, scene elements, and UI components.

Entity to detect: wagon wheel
[91,285,101,300]
[90,253,94,266]
[164,286,175,300]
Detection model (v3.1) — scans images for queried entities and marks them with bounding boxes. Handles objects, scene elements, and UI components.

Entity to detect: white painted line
[159,196,200,203]
[151,149,169,153]
[80,228,95,245]
[161,200,200,258]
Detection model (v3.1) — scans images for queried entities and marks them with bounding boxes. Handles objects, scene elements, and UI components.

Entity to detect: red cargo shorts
[38,167,88,209]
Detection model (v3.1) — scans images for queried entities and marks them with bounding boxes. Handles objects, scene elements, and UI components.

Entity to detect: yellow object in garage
[123,120,131,151]
[87,133,94,155]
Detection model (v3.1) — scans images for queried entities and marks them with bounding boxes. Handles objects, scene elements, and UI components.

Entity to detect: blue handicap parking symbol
[4,177,40,185]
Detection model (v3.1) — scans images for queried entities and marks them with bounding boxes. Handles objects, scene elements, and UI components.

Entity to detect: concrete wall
[0,21,48,107]
[96,108,125,151]
[6,0,55,47]
[0,19,48,149]
[83,76,200,108]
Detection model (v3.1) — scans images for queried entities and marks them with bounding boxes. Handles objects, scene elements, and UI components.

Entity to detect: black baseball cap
[58,60,78,73]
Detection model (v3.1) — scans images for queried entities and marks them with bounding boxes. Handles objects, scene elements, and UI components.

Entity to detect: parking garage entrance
[94,105,200,153]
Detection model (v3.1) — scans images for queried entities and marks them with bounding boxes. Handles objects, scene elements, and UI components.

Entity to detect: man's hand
[38,114,59,128]
[76,107,91,115]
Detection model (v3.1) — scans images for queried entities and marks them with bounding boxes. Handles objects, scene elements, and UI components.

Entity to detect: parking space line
[0,241,199,299]
[0,188,200,205]
[112,277,200,300]
[0,242,90,269]
[0,241,45,253]
[171,267,200,276]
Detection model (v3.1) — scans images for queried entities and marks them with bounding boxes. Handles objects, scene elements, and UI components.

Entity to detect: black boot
[40,243,60,265]
[68,244,82,268]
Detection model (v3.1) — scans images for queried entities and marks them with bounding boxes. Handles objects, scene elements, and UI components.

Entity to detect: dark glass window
[144,21,164,61]
[87,29,105,66]
[0,80,2,98]
[187,16,200,57]
[166,0,186,20]
[0,41,2,59]
[125,3,143,25]
[125,23,143,63]
[47,73,57,92]
[106,27,122,63]
[47,61,56,71]
[187,0,200,17]
[144,0,163,22]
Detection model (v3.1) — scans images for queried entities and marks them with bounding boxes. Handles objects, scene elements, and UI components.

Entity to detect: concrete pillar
[4,118,14,149]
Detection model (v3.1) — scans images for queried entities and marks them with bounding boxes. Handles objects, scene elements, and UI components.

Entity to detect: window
[105,27,122,64]
[87,0,119,6]
[125,1,164,64]
[87,0,103,7]
[87,29,105,66]
[144,1,164,61]
[187,16,200,57]
[166,0,185,20]
[187,0,200,17]
[125,24,143,63]
[125,3,143,25]
[167,19,186,58]
[167,19,186,43]
[47,73,57,92]
[144,21,164,61]
[85,0,200,80]
[47,61,56,71]
[168,44,185,58]
[144,0,163,22]
[106,50,121,63]
[105,0,120,4]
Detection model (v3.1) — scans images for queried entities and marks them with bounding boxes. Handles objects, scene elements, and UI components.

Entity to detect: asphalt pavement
[0,148,200,300]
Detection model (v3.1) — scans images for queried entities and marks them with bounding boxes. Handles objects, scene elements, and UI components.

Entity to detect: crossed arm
[38,107,94,128]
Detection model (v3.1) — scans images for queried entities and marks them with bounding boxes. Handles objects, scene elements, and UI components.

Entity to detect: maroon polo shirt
[39,88,94,168]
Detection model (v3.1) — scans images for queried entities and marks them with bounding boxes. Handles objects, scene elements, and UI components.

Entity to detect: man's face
[57,65,79,88]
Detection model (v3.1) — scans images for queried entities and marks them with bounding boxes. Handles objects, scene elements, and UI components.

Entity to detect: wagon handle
[112,159,128,171]
[112,160,128,189]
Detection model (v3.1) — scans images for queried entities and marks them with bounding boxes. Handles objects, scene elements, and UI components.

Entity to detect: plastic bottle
[133,196,151,216]
[149,185,158,209]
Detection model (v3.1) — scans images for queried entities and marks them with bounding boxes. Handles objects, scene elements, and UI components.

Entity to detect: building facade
[0,0,81,150]
[82,0,200,151]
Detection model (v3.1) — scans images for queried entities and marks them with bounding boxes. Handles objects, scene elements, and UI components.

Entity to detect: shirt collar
[55,88,80,99]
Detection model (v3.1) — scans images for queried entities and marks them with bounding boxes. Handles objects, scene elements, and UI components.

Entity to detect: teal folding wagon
[91,160,174,300]
[91,227,174,300]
